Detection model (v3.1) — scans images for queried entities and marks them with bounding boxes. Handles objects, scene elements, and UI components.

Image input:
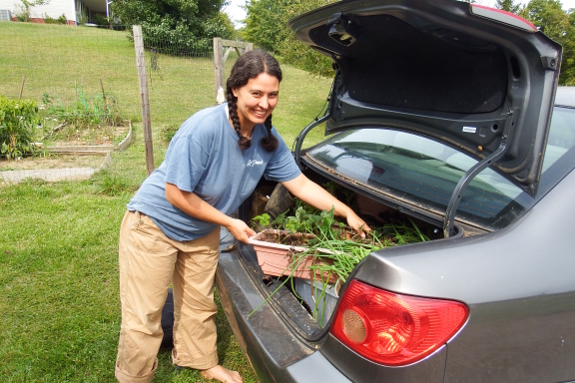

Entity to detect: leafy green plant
[57,13,67,24]
[0,96,39,160]
[250,200,430,322]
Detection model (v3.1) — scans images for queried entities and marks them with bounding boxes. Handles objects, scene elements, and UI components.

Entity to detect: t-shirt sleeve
[163,132,210,193]
[263,131,301,183]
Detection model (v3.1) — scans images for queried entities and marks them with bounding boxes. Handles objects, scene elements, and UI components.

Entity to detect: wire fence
[0,22,239,186]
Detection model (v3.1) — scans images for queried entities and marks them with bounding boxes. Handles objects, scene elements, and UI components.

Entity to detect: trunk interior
[236,167,446,340]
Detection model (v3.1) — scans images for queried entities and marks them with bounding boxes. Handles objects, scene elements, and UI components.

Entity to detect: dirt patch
[44,125,130,147]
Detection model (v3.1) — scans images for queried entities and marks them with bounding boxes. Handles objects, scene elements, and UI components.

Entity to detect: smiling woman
[114,50,367,383]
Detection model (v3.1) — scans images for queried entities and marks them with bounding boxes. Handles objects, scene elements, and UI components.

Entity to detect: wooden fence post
[213,39,254,103]
[133,25,155,177]
[213,38,224,102]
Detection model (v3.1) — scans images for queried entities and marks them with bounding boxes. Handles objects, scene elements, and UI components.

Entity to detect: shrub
[0,96,39,160]
[43,13,58,24]
[93,13,109,26]
[43,13,67,24]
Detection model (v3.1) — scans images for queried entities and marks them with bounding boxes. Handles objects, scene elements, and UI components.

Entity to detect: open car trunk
[235,166,451,337]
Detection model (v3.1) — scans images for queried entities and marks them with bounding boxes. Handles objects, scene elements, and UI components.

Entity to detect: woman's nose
[259,96,269,109]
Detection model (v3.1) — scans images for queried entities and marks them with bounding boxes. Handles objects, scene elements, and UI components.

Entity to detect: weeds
[93,170,135,196]
[40,86,126,144]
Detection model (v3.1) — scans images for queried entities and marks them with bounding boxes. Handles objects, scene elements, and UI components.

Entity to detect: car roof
[555,87,575,107]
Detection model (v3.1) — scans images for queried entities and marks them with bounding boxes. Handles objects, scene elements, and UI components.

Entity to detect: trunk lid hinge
[443,107,518,237]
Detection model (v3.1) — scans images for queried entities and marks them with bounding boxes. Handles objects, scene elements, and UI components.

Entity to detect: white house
[0,0,110,25]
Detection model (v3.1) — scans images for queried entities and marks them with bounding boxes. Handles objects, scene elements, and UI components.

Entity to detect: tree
[112,0,236,51]
[242,0,291,52]
[242,0,338,76]
[494,0,522,13]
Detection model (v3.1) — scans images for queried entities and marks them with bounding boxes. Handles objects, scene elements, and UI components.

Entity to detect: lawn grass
[0,22,331,149]
[1,21,334,382]
[0,137,259,383]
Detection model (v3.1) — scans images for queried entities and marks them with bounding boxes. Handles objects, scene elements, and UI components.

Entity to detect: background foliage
[111,0,237,51]
[0,96,38,160]
[242,0,338,77]
[517,0,575,85]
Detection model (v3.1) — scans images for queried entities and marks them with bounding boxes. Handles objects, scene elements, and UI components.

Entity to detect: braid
[227,91,251,150]
[260,114,278,152]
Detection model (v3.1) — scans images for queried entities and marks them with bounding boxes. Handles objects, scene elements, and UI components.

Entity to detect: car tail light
[330,280,468,366]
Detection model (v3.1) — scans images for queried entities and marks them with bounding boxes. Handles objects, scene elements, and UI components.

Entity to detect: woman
[115,50,369,383]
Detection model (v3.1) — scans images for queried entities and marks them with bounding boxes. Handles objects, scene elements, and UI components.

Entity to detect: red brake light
[330,280,468,366]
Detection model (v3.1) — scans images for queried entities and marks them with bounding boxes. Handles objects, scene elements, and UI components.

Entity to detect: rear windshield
[306,106,575,230]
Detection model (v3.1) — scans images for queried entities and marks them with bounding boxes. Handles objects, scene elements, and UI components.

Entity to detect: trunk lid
[288,0,562,197]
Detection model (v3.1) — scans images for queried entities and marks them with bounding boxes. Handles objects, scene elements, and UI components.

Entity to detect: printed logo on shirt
[247,159,264,167]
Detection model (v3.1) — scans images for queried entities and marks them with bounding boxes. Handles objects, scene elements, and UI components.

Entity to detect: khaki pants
[115,210,221,383]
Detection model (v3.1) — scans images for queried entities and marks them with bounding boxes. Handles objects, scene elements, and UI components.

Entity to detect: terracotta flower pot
[249,229,337,284]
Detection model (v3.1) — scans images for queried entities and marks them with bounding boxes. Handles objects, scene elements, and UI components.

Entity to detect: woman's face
[232,72,279,131]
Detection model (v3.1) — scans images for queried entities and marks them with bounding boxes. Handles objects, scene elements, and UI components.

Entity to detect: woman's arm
[165,183,255,244]
[281,174,371,234]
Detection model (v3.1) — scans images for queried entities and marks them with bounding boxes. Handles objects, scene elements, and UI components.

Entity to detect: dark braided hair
[226,50,281,151]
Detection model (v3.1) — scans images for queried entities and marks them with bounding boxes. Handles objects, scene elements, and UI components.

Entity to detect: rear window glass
[306,107,575,230]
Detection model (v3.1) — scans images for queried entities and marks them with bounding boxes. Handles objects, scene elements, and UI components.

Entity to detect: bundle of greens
[251,200,429,283]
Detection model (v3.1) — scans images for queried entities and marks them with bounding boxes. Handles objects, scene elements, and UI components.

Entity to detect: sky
[223,0,575,28]
[223,0,247,27]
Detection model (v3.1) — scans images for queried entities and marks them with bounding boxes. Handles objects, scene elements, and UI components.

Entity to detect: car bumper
[216,247,352,383]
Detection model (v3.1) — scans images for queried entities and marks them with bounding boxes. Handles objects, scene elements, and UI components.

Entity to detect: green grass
[0,140,258,383]
[0,21,334,382]
[0,22,332,150]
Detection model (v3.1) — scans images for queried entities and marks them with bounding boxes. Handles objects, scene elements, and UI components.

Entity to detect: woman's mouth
[251,109,268,118]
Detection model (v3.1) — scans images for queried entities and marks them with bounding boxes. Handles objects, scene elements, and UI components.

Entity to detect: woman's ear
[231,88,238,98]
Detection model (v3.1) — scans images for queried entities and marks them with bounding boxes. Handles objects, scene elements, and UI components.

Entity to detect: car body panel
[345,161,575,382]
[320,335,447,383]
[288,0,562,196]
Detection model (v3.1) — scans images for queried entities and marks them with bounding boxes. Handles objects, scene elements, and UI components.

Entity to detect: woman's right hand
[226,218,256,244]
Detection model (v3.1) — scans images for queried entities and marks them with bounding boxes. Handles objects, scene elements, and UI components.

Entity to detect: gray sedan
[216,1,575,382]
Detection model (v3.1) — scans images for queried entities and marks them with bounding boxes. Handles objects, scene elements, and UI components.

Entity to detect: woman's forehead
[243,73,280,91]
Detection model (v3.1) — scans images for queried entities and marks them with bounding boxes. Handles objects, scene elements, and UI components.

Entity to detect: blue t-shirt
[127,103,301,241]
